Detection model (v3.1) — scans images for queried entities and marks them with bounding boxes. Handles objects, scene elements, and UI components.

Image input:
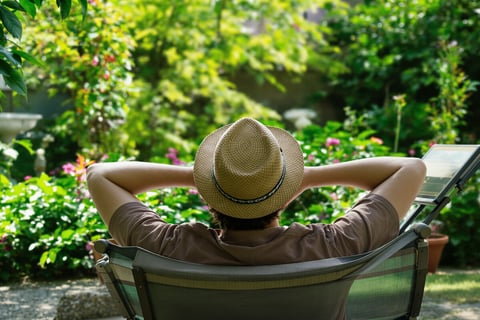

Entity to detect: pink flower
[24,175,32,181]
[91,55,99,66]
[325,137,340,148]
[166,148,186,165]
[409,149,416,156]
[85,242,94,252]
[62,163,76,175]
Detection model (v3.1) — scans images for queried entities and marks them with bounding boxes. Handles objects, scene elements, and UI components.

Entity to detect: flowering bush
[0,155,107,282]
[281,119,392,225]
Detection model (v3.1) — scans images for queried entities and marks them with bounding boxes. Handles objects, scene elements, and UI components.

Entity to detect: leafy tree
[116,0,348,161]
[21,0,348,162]
[23,0,135,158]
[0,0,87,102]
[324,0,480,151]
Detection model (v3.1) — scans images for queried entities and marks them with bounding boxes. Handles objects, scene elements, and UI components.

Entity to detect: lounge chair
[94,222,430,320]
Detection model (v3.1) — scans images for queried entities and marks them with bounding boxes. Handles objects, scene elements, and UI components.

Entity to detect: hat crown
[193,117,304,219]
[213,118,284,201]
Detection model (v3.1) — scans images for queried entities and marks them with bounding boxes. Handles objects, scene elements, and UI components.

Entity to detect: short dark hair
[210,208,280,230]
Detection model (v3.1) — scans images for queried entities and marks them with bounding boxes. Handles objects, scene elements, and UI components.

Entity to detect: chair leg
[133,266,155,320]
[97,259,137,320]
[409,240,429,318]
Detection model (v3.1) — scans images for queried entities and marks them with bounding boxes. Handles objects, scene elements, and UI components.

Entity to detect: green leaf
[0,46,22,67]
[0,173,11,186]
[39,251,49,268]
[0,60,27,95]
[61,229,75,240]
[56,0,72,19]
[0,5,22,39]
[18,0,36,18]
[78,0,88,19]
[213,0,222,15]
[14,139,34,154]
[48,249,58,264]
[4,1,26,13]
[12,48,43,67]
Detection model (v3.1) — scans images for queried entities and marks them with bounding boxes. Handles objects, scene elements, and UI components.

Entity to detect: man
[86,117,426,265]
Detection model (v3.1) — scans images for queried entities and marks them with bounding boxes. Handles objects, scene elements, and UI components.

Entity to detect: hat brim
[193,122,304,219]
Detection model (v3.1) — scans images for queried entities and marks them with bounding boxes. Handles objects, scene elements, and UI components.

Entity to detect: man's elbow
[86,163,104,187]
[408,158,427,187]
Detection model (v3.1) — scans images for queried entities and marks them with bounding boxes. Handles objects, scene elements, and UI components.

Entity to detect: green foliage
[23,0,135,159]
[426,41,479,145]
[0,155,108,282]
[19,0,349,160]
[282,109,393,225]
[0,0,86,103]
[325,0,480,151]
[439,172,480,267]
[138,188,211,226]
[117,0,347,160]
[0,138,34,180]
[407,41,477,156]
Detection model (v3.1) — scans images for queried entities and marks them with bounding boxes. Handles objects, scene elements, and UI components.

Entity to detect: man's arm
[296,157,426,219]
[86,162,195,225]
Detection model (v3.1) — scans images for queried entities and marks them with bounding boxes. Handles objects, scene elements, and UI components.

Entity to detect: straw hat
[193,118,304,219]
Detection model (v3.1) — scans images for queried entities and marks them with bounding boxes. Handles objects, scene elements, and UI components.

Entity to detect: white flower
[3,147,18,159]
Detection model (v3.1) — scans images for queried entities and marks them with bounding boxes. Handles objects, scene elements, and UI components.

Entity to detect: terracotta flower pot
[427,233,449,273]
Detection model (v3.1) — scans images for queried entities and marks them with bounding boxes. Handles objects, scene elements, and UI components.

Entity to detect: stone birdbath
[0,112,42,143]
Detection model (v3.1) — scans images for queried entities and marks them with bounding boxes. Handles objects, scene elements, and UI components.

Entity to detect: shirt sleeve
[323,193,400,255]
[108,202,173,248]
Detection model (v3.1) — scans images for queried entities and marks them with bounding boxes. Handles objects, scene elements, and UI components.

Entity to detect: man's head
[193,117,304,221]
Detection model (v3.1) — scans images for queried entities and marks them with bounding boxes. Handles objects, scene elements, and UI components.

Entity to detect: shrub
[324,0,480,151]
[0,156,108,282]
[440,172,480,267]
[282,109,394,225]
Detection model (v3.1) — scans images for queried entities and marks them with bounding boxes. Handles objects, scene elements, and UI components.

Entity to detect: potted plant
[427,220,449,273]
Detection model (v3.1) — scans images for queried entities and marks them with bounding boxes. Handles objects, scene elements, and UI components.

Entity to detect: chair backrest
[94,223,430,320]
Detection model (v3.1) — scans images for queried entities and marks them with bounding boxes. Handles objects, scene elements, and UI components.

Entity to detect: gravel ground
[1,272,479,319]
[421,298,480,320]
[0,277,114,320]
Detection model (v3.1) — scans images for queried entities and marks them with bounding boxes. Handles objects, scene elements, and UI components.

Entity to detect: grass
[424,268,480,304]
